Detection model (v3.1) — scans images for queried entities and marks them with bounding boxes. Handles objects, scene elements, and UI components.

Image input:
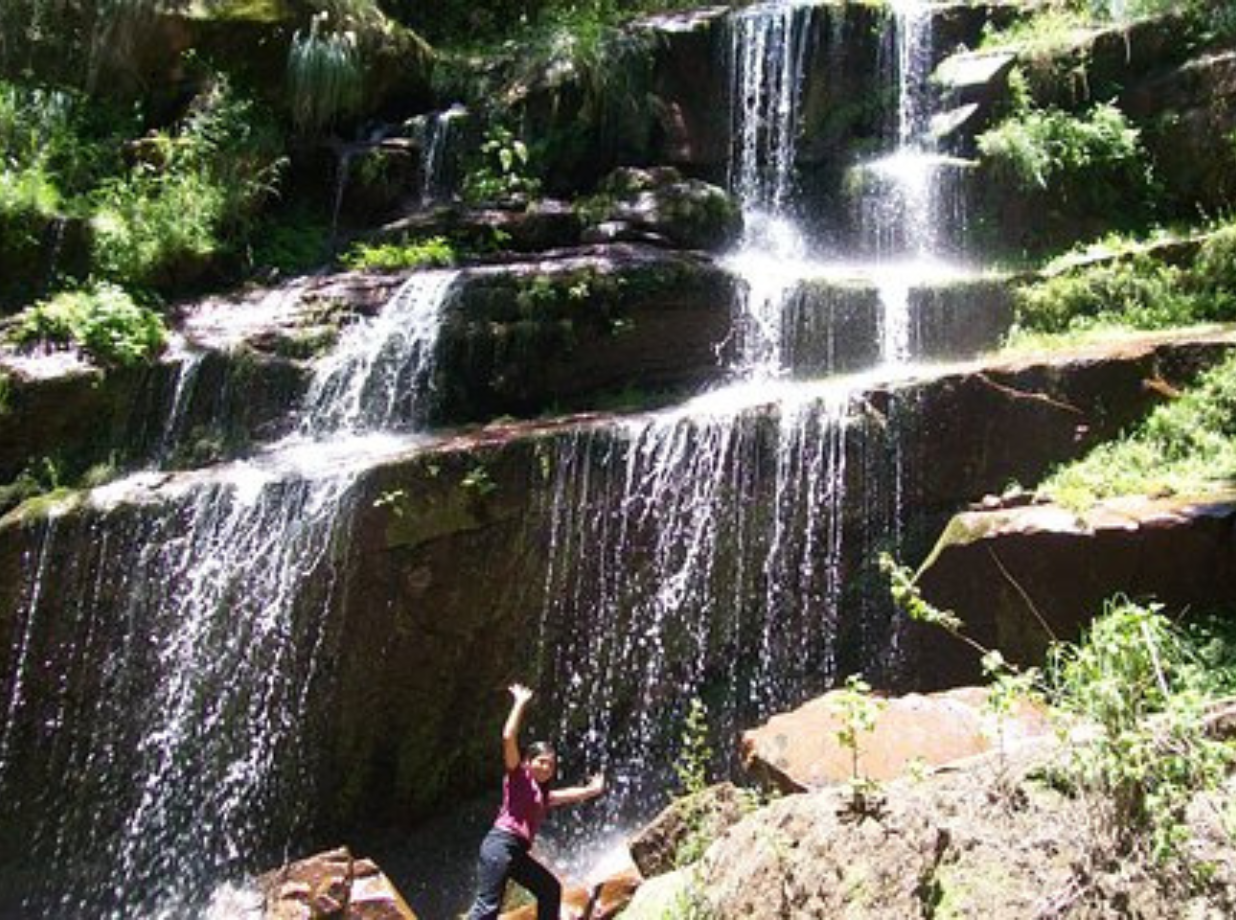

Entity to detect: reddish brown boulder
[261,847,417,920]
[741,686,1050,794]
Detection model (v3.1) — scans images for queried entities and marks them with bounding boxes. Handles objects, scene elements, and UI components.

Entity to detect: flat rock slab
[741,686,1049,794]
[909,493,1236,687]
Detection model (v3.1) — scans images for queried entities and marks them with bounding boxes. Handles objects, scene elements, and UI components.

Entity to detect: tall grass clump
[287,11,364,134]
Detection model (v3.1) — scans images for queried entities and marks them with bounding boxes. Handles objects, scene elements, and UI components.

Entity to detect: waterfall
[297,270,458,436]
[530,2,964,856]
[415,105,466,205]
[536,385,890,815]
[0,270,458,916]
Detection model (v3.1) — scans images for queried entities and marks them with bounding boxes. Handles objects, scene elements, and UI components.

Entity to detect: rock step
[908,491,1236,688]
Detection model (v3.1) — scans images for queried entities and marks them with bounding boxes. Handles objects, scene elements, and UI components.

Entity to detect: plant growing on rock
[11,282,166,366]
[831,673,885,815]
[883,553,1236,886]
[1046,596,1236,866]
[462,124,542,206]
[341,235,456,271]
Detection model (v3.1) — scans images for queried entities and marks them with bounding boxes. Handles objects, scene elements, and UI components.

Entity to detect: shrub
[340,235,456,271]
[979,103,1150,204]
[11,282,166,366]
[90,74,284,290]
[1047,597,1235,862]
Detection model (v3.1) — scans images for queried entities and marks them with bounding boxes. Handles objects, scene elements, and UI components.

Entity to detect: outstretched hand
[509,683,534,706]
[588,773,606,796]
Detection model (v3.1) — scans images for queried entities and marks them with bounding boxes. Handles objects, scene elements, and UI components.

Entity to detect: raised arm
[548,773,606,808]
[502,683,534,772]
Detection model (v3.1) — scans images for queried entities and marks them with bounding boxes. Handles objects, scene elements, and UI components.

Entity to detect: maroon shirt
[494,764,549,843]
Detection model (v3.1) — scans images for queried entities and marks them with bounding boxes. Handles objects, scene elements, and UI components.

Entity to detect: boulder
[580,168,742,251]
[260,847,417,920]
[627,782,749,878]
[740,686,1049,794]
[682,735,1236,918]
[907,493,1236,687]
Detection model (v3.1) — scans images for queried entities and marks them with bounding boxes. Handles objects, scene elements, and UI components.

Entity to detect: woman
[465,683,605,920]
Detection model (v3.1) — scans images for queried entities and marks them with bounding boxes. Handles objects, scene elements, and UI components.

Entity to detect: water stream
[527,0,954,864]
[0,271,459,916]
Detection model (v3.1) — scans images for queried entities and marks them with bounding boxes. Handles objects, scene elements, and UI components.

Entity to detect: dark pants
[466,827,562,920]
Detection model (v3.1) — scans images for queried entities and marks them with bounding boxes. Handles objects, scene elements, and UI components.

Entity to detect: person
[465,683,606,920]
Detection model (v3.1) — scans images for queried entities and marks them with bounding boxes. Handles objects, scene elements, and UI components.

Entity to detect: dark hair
[523,741,556,761]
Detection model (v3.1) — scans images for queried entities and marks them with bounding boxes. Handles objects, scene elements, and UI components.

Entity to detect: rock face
[627,782,750,879]
[907,492,1236,687]
[2,331,1234,849]
[740,686,1049,794]
[674,742,1236,919]
[260,847,417,920]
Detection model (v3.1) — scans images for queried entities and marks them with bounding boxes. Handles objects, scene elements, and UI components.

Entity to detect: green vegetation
[886,557,1236,874]
[1040,353,1236,509]
[462,124,542,206]
[1006,222,1236,344]
[1047,596,1236,863]
[287,12,364,134]
[340,235,456,271]
[977,101,1156,244]
[831,674,885,813]
[10,282,166,366]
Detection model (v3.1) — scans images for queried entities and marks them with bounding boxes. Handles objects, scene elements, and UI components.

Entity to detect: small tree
[831,673,885,814]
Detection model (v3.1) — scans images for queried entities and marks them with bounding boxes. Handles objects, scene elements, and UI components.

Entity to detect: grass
[1040,352,1236,509]
[1004,219,1236,348]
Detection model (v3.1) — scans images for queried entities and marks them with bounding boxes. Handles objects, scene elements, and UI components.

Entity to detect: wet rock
[1123,49,1236,216]
[260,847,417,920]
[371,200,584,255]
[907,493,1236,687]
[635,6,733,172]
[579,168,742,251]
[740,686,1050,795]
[436,244,736,422]
[628,782,749,878]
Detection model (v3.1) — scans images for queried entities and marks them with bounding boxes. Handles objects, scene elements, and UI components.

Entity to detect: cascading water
[0,270,458,916]
[528,0,950,860]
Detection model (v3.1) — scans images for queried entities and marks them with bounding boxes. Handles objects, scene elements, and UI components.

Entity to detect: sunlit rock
[627,782,748,878]
[740,686,1050,795]
[260,847,417,920]
[908,492,1236,687]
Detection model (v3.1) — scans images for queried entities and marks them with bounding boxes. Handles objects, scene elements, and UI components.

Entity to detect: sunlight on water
[2,268,460,916]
